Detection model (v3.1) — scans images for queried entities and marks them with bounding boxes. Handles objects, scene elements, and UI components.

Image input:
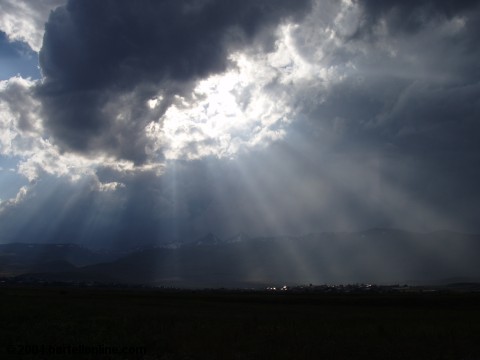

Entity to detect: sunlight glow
[146,51,293,161]
[147,95,164,109]
[143,18,352,163]
[143,19,333,162]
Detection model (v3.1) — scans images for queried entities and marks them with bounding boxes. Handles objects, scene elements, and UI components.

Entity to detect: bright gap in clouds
[145,23,325,162]
[146,53,290,161]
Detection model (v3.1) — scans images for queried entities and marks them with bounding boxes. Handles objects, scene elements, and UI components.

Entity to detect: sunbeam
[1,0,480,289]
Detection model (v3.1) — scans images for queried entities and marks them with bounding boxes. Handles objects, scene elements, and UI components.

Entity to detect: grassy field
[1,287,480,359]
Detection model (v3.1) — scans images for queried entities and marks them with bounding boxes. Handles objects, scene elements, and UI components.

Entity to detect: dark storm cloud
[280,0,480,233]
[291,0,480,155]
[36,0,311,162]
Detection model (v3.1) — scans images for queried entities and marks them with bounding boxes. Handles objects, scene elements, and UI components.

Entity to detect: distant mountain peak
[195,233,221,246]
[225,232,251,243]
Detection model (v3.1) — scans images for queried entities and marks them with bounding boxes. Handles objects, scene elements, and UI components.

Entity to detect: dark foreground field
[1,287,480,360]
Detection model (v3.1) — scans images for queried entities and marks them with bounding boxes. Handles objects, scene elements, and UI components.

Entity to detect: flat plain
[1,287,480,359]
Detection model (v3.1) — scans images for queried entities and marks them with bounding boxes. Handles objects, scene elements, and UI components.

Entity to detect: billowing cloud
[0,0,66,51]
[36,0,312,163]
[0,76,140,184]
[0,76,42,152]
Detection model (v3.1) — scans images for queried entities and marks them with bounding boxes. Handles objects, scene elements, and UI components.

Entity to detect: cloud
[1,0,480,249]
[0,184,28,214]
[0,76,146,190]
[0,0,66,51]
[276,0,480,232]
[280,0,480,148]
[0,77,43,155]
[146,51,295,161]
[357,0,479,35]
[36,0,312,163]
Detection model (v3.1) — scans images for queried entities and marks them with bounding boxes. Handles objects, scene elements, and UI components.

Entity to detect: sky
[0,0,479,250]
